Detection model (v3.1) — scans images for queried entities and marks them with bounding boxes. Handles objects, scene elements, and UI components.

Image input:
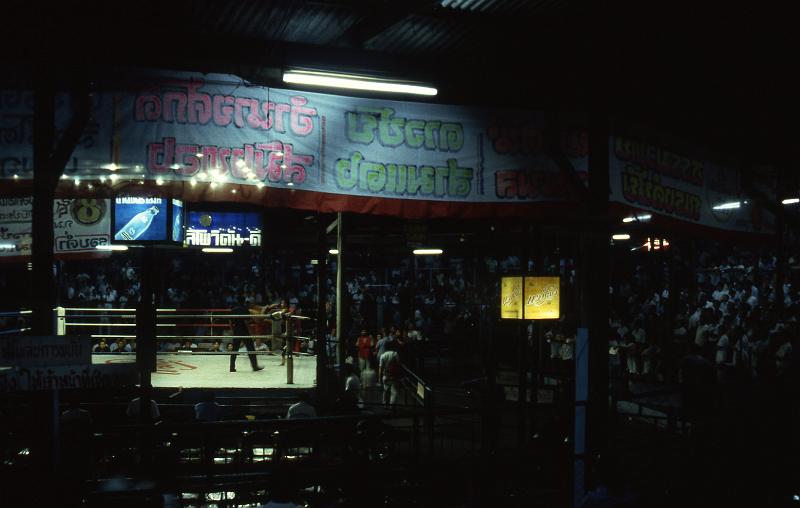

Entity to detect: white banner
[0,198,111,258]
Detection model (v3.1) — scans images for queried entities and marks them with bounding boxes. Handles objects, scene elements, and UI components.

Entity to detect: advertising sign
[0,198,111,259]
[0,363,138,392]
[185,211,262,247]
[0,335,91,367]
[112,195,174,243]
[524,276,560,320]
[172,199,185,243]
[500,276,523,320]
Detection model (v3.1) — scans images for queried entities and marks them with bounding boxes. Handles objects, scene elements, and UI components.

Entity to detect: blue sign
[185,211,262,247]
[172,199,184,243]
[113,196,168,242]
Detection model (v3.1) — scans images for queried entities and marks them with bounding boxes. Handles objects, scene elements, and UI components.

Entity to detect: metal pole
[336,212,345,367]
[316,214,328,397]
[286,315,294,384]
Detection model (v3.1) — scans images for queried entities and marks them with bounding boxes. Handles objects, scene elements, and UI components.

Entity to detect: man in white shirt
[286,393,317,419]
[378,341,401,408]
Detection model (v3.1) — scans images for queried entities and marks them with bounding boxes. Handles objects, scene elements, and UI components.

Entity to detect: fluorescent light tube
[283,70,437,96]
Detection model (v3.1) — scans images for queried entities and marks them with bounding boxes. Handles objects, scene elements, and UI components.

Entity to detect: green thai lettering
[377,108,405,147]
[424,121,441,150]
[404,119,426,148]
[363,160,387,193]
[346,108,380,144]
[440,122,464,151]
[333,151,473,198]
[335,151,363,190]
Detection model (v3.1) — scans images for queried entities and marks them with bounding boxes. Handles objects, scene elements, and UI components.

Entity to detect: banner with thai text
[2,71,588,213]
[0,198,111,258]
[609,137,774,234]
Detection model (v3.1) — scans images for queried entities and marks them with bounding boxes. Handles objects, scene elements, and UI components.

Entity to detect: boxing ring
[57,307,317,390]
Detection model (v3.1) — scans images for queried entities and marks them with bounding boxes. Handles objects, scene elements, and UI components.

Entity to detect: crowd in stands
[46,238,798,399]
[604,243,798,393]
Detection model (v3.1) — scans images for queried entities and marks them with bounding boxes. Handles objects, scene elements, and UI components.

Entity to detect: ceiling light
[782,198,799,205]
[413,248,443,255]
[210,182,218,189]
[612,234,631,241]
[712,201,741,210]
[329,249,339,255]
[105,163,118,171]
[155,177,164,186]
[109,174,119,182]
[12,174,19,179]
[96,245,129,251]
[256,182,265,189]
[622,214,652,223]
[283,70,437,96]
[231,189,237,194]
[202,247,233,253]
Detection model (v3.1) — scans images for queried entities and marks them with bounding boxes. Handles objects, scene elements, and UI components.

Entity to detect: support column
[316,213,328,398]
[32,70,56,335]
[335,212,345,367]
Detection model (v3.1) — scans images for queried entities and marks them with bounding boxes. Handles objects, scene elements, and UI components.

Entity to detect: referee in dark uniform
[229,298,264,372]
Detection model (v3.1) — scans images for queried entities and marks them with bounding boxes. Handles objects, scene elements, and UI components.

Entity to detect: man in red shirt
[356,329,374,374]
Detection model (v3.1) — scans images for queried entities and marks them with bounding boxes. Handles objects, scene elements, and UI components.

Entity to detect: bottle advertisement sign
[172,199,184,243]
[500,276,560,320]
[113,196,168,242]
[500,277,523,320]
[524,276,560,320]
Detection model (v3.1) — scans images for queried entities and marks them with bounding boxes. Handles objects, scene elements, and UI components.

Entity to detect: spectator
[286,393,317,419]
[194,390,223,422]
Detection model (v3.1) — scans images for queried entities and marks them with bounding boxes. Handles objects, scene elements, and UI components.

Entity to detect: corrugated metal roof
[366,13,477,55]
[440,0,570,15]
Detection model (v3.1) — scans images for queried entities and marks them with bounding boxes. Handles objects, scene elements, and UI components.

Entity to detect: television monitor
[112,194,183,245]
[185,211,262,247]
[171,199,185,243]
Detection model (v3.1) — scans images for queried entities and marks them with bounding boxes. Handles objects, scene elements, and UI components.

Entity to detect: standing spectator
[356,329,374,374]
[378,340,401,410]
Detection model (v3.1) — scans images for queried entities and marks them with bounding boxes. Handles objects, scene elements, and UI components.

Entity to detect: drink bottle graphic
[115,206,159,240]
[172,211,182,241]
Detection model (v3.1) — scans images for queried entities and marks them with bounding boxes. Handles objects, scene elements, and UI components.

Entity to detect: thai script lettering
[614,137,704,186]
[11,366,137,391]
[134,80,317,136]
[147,137,313,184]
[495,169,588,200]
[0,342,85,361]
[335,151,473,198]
[621,165,702,221]
[116,197,162,205]
[527,285,558,306]
[55,233,109,252]
[346,107,464,152]
[487,126,588,158]
[185,228,262,247]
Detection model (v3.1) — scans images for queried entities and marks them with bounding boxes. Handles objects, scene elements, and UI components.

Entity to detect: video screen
[113,196,168,242]
[172,199,185,243]
[185,211,262,247]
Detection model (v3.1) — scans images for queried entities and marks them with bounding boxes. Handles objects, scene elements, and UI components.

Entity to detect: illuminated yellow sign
[500,277,523,319]
[524,276,560,320]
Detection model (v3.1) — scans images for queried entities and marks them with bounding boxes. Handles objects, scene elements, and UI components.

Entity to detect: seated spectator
[93,339,110,352]
[286,392,317,419]
[180,339,197,350]
[208,340,222,352]
[125,395,161,422]
[254,338,268,351]
[194,390,223,422]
